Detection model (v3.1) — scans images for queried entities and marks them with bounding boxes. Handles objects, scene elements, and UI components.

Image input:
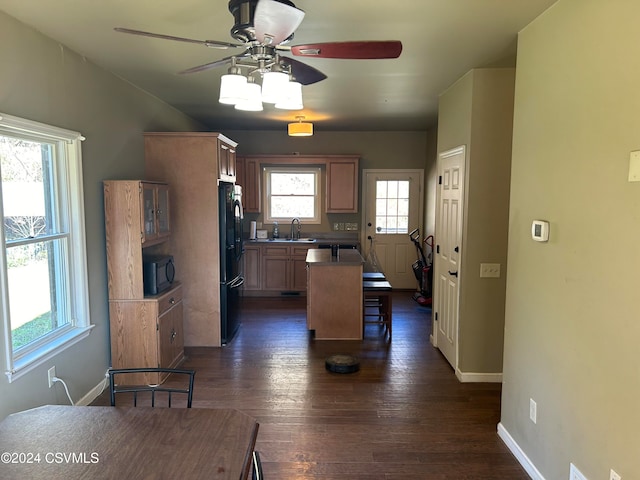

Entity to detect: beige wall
[226,130,430,236]
[501,0,639,478]
[436,68,515,375]
[0,11,204,419]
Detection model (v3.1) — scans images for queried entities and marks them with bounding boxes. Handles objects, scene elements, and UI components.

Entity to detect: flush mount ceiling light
[288,115,313,137]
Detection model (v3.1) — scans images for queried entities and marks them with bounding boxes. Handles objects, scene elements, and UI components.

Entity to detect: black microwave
[142,255,175,295]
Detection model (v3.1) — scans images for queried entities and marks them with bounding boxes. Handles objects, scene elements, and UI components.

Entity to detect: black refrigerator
[219,181,244,345]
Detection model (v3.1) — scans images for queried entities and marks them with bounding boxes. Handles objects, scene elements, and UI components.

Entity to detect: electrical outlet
[569,463,588,480]
[529,398,537,424]
[480,263,501,278]
[610,469,621,480]
[47,366,56,388]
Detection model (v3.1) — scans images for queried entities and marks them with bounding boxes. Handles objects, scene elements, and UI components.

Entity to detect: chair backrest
[108,368,195,408]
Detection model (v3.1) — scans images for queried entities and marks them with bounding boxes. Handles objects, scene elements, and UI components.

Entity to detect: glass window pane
[376,181,387,199]
[373,179,410,235]
[271,195,315,218]
[398,198,409,216]
[271,173,315,195]
[386,199,398,216]
[7,240,68,351]
[1,138,55,239]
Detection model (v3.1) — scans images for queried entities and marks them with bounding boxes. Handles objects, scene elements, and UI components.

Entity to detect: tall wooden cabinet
[144,132,239,347]
[103,180,184,385]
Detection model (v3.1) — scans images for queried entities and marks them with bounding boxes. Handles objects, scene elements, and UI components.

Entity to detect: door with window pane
[362,170,423,289]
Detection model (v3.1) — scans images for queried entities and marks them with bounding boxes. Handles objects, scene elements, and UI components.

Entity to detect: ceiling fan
[114,0,403,87]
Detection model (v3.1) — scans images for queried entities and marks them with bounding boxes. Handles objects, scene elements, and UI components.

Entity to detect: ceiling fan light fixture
[235,80,263,111]
[275,80,303,110]
[261,70,289,104]
[219,73,248,105]
[288,115,313,137]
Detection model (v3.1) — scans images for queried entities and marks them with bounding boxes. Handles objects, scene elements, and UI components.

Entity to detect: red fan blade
[114,27,241,49]
[254,0,305,45]
[280,57,327,85]
[291,41,402,59]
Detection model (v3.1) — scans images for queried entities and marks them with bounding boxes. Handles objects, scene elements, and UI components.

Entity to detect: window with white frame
[263,166,321,224]
[375,180,410,234]
[0,113,91,382]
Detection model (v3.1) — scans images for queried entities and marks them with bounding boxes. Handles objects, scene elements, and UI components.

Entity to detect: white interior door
[362,170,423,289]
[433,146,465,370]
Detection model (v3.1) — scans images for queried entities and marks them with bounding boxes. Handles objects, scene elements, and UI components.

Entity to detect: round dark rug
[325,354,360,374]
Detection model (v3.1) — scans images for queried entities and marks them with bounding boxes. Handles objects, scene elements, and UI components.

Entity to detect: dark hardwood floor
[94,292,528,479]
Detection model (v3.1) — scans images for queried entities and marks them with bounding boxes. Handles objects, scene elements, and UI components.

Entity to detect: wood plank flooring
[93,292,528,479]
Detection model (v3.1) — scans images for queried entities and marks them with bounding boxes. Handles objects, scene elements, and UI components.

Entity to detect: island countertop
[305,248,364,265]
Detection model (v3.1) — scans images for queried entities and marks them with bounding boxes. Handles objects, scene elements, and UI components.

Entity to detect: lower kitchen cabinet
[108,283,184,385]
[242,245,261,291]
[252,244,315,294]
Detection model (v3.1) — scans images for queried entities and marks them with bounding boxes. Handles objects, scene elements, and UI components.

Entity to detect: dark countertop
[306,248,364,266]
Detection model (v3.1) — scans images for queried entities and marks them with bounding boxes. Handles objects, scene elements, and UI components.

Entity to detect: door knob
[448,270,458,277]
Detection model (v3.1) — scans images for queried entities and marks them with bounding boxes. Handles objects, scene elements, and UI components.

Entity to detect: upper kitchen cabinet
[141,182,170,244]
[238,155,360,213]
[236,156,261,213]
[218,140,237,182]
[326,157,359,213]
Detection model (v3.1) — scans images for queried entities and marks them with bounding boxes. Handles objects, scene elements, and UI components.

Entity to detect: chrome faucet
[290,217,301,240]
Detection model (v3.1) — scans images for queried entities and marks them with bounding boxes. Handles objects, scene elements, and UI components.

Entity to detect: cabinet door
[156,183,170,238]
[157,301,184,373]
[243,158,261,213]
[326,159,359,213]
[262,256,289,291]
[243,245,261,290]
[291,246,313,291]
[141,183,158,242]
[219,142,236,182]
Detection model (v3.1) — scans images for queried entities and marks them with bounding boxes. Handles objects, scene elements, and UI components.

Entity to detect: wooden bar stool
[363,280,393,340]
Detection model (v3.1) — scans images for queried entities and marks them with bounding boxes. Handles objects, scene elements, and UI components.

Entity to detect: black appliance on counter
[219,181,244,344]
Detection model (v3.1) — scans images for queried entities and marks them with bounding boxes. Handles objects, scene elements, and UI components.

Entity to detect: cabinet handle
[169,297,176,305]
[170,328,177,343]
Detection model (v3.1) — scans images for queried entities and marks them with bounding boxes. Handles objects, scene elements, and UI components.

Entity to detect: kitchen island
[306,248,364,340]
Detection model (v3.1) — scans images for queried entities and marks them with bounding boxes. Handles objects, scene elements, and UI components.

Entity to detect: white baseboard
[75,377,108,406]
[497,422,546,480]
[455,369,503,383]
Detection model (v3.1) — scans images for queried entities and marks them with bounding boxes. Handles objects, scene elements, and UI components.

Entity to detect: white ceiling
[0,0,557,131]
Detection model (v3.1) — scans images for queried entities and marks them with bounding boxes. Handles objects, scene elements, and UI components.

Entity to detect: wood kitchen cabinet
[103,180,185,383]
[242,245,261,291]
[238,155,359,214]
[260,244,315,293]
[218,141,236,182]
[109,285,184,385]
[326,157,359,213]
[235,156,261,213]
[144,132,239,347]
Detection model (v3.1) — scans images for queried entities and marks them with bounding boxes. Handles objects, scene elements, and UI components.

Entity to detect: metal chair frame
[108,368,196,408]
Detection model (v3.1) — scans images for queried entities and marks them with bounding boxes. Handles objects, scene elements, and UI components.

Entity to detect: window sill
[5,325,95,383]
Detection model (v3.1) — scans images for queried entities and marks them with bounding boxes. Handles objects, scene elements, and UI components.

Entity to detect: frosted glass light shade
[261,71,289,104]
[288,121,313,136]
[275,81,303,110]
[235,82,263,111]
[219,73,247,105]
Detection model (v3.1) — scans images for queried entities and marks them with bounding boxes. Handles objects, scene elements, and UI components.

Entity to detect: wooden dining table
[0,405,259,479]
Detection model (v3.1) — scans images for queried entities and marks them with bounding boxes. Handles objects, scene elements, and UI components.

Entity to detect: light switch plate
[480,263,500,278]
[629,150,640,182]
